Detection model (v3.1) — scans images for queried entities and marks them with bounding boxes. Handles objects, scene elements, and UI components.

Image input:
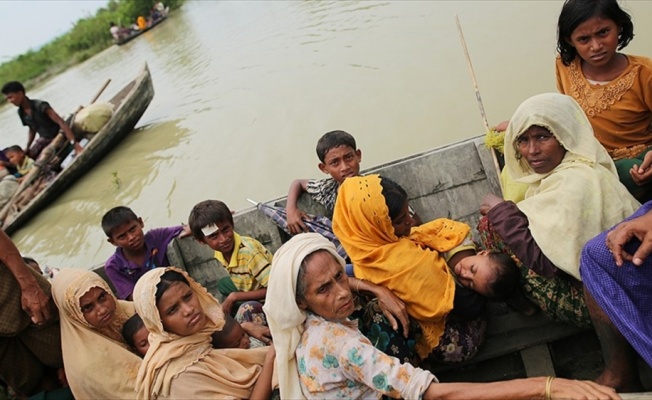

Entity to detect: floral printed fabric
[235,300,268,348]
[296,313,436,399]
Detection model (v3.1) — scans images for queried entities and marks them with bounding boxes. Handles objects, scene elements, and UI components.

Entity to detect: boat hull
[3,63,154,234]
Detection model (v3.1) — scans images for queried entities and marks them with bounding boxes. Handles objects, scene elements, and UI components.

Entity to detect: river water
[1,0,651,269]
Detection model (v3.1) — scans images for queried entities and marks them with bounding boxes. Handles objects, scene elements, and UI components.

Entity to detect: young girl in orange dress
[556,0,652,201]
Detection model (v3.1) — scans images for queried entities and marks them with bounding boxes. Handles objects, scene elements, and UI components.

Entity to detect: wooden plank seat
[428,303,586,378]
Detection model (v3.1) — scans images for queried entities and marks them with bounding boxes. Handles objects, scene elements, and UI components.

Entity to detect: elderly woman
[479,93,640,327]
[52,269,142,399]
[264,233,618,399]
[581,201,652,391]
[132,267,275,400]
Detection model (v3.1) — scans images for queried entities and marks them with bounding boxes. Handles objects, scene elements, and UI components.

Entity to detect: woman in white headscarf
[52,269,142,399]
[479,93,640,327]
[132,267,275,400]
[264,232,618,400]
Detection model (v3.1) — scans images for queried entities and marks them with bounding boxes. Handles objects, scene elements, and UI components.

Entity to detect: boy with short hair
[188,200,272,315]
[102,206,186,300]
[1,81,82,159]
[286,130,421,234]
[4,145,34,179]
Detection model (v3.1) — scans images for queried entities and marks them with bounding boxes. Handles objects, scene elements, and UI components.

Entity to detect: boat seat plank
[429,309,585,373]
[520,344,556,377]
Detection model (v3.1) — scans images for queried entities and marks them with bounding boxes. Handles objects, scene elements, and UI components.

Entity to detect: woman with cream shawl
[264,233,618,400]
[52,269,141,399]
[132,266,274,400]
[479,93,640,327]
[332,174,486,361]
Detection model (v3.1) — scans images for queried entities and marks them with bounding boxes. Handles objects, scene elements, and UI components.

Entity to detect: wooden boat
[1,63,154,234]
[114,8,169,46]
[115,135,650,388]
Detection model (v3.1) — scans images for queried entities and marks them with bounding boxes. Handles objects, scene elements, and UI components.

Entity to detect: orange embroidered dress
[556,54,652,159]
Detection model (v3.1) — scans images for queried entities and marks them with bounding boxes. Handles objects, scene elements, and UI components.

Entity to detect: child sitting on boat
[102,206,188,300]
[0,163,18,209]
[188,200,273,318]
[4,145,34,180]
[285,130,422,235]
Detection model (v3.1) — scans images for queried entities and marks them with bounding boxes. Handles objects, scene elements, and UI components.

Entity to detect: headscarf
[133,267,267,400]
[333,174,469,358]
[263,233,344,400]
[52,269,141,399]
[504,93,640,279]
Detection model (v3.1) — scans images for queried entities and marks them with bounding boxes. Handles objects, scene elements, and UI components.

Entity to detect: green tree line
[0,0,183,91]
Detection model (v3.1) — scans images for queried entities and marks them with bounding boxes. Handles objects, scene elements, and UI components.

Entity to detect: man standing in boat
[1,81,83,160]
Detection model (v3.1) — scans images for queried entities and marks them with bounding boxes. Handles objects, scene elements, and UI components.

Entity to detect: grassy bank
[0,0,183,94]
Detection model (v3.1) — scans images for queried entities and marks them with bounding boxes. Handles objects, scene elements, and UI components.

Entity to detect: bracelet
[356,278,363,293]
[545,376,555,400]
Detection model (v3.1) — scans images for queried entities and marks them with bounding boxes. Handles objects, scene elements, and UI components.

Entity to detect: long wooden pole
[454,15,502,186]
[0,79,112,224]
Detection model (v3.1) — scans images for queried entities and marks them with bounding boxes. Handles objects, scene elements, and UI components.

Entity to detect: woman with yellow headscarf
[479,93,640,328]
[333,174,488,361]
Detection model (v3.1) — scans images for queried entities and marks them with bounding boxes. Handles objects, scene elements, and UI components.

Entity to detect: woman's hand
[606,209,652,266]
[480,193,504,216]
[240,321,273,345]
[549,378,619,400]
[493,120,510,132]
[265,343,276,362]
[630,151,652,186]
[372,285,410,338]
[352,278,410,337]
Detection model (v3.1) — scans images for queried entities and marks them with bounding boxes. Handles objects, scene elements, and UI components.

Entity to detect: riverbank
[0,0,183,100]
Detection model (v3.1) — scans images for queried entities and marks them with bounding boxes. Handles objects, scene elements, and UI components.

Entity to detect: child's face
[108,218,145,252]
[453,250,497,297]
[567,16,619,70]
[80,287,117,329]
[132,326,150,357]
[4,91,24,107]
[221,323,251,349]
[390,200,414,238]
[5,150,25,166]
[157,281,207,336]
[318,145,362,184]
[200,220,235,255]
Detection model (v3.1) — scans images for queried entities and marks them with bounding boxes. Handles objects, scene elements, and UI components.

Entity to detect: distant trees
[0,0,183,90]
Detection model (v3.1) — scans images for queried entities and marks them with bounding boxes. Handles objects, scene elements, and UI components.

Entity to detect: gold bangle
[356,278,363,293]
[545,376,555,400]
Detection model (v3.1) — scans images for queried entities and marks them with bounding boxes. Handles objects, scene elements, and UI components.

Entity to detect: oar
[454,15,502,189]
[0,79,112,225]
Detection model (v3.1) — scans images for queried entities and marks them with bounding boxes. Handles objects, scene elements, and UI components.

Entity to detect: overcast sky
[0,0,108,62]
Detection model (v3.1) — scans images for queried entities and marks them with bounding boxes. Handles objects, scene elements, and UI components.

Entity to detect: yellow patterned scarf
[333,175,469,358]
